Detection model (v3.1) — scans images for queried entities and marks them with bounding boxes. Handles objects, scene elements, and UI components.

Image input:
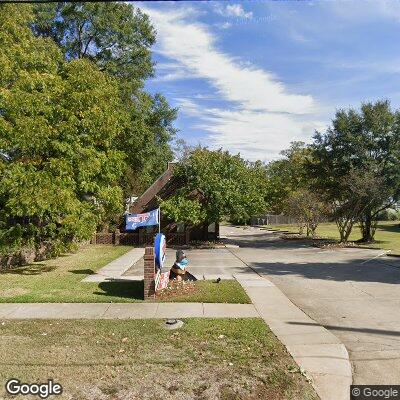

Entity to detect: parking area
[124,247,250,280]
[222,225,400,385]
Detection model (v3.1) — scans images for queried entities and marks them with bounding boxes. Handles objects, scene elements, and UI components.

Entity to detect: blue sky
[139,0,400,161]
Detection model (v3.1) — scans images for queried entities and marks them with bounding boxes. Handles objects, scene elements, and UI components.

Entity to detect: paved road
[221,225,400,385]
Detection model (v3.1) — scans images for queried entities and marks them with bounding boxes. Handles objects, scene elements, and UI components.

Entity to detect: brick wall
[143,247,155,300]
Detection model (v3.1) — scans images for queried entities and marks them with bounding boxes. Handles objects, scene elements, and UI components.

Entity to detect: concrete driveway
[123,247,250,280]
[221,225,400,385]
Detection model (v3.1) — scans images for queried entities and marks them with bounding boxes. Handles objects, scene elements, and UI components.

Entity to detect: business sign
[154,233,166,270]
[156,270,170,291]
[125,208,159,231]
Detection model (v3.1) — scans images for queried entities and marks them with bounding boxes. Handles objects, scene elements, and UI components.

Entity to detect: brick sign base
[143,247,156,300]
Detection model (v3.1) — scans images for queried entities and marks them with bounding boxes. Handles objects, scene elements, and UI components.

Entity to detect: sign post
[158,207,161,234]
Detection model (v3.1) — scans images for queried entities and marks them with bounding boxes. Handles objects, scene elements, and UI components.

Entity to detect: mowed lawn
[0,245,133,303]
[0,319,317,400]
[0,245,250,303]
[267,221,400,255]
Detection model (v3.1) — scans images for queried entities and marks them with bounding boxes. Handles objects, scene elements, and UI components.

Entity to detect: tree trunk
[337,219,353,243]
[343,223,353,242]
[360,211,374,242]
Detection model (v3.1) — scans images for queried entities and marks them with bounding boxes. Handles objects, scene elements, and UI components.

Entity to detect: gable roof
[129,162,177,214]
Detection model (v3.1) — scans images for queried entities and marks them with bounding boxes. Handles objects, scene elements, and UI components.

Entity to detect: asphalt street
[221,225,400,385]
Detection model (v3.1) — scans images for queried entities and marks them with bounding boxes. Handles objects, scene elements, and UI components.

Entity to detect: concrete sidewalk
[82,248,144,282]
[233,269,352,400]
[87,246,248,283]
[0,302,259,320]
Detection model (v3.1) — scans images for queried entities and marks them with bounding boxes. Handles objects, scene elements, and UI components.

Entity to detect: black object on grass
[164,319,184,330]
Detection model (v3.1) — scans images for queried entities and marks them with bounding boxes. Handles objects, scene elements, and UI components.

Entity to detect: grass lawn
[0,318,317,400]
[266,221,400,255]
[0,245,132,303]
[0,245,250,303]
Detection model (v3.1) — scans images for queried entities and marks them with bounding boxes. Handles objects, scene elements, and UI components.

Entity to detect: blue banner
[125,208,159,231]
[154,233,166,269]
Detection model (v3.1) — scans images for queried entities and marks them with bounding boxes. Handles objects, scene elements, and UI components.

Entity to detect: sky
[138,0,400,162]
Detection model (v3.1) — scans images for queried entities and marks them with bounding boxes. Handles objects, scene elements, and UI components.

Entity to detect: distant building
[127,162,219,245]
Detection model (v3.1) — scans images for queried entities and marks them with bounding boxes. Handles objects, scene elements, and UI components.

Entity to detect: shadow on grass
[93,280,144,300]
[0,264,56,275]
[69,269,95,275]
[376,223,400,234]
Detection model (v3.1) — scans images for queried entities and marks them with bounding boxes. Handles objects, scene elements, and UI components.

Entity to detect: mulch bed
[279,233,332,242]
[279,232,384,251]
[156,280,197,300]
[170,240,226,250]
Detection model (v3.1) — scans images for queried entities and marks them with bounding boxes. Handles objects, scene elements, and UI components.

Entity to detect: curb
[234,272,352,400]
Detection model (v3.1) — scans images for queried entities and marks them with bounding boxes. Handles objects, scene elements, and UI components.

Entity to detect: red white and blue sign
[154,233,166,270]
[125,208,159,231]
[156,270,170,291]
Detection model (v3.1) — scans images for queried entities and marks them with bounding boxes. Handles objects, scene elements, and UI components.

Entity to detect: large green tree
[284,189,329,238]
[265,141,311,213]
[119,91,177,196]
[0,4,127,252]
[161,149,268,225]
[32,1,177,194]
[32,1,155,87]
[310,100,400,242]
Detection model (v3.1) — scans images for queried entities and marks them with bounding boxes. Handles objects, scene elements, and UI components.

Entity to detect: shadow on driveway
[249,259,400,285]
[288,321,400,337]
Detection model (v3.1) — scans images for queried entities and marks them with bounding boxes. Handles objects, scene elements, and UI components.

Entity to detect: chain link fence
[251,214,297,226]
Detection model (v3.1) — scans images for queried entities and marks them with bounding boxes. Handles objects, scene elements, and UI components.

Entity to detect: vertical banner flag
[154,233,166,270]
[125,208,159,231]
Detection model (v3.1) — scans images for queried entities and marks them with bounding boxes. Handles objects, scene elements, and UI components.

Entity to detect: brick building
[93,163,219,246]
[126,162,219,245]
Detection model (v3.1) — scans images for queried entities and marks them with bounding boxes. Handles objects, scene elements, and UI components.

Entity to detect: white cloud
[213,3,253,19]
[156,70,193,82]
[177,99,326,160]
[218,22,232,30]
[176,98,203,117]
[154,62,196,82]
[146,7,314,114]
[141,5,323,161]
[225,4,253,19]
